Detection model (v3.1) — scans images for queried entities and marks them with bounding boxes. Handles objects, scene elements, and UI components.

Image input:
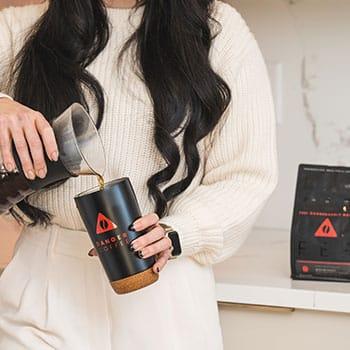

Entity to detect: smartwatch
[159,223,182,258]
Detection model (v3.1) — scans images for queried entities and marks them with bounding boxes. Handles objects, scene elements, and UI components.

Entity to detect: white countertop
[213,227,350,313]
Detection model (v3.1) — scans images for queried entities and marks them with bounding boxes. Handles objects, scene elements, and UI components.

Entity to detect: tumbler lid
[74,177,129,198]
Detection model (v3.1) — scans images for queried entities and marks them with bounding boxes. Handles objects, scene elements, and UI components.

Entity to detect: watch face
[168,231,182,257]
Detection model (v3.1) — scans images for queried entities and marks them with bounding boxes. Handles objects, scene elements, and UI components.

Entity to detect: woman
[0,0,278,349]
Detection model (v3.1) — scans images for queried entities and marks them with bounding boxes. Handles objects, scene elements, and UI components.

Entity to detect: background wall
[0,0,41,8]
[227,0,350,231]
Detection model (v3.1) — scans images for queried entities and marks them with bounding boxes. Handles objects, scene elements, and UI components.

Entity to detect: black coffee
[97,174,105,190]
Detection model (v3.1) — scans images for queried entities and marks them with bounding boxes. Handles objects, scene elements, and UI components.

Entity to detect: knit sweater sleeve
[0,8,14,100]
[160,5,279,266]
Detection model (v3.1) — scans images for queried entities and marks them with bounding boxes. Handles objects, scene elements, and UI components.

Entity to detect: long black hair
[8,0,231,226]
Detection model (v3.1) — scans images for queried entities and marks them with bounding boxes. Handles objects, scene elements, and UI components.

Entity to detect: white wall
[0,0,42,9]
[227,0,350,230]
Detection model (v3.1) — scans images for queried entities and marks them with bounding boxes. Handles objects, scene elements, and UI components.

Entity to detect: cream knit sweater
[0,1,278,266]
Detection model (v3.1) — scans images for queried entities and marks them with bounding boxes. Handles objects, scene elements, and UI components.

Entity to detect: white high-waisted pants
[0,224,223,349]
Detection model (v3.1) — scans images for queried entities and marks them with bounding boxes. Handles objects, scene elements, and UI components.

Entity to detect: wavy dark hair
[9,0,231,226]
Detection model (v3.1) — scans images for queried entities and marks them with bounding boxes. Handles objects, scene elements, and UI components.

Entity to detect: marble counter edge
[215,282,350,314]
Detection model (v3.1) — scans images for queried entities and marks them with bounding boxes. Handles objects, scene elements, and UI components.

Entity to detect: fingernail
[133,221,142,231]
[137,250,144,259]
[156,266,160,273]
[26,170,35,180]
[37,168,47,179]
[128,223,136,231]
[5,163,14,172]
[128,243,135,252]
[51,151,58,161]
[131,241,141,251]
[88,249,94,256]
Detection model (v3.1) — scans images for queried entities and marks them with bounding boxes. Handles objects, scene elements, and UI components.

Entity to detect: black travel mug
[74,177,159,294]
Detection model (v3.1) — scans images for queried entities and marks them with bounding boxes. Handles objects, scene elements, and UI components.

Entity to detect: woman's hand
[88,213,173,274]
[0,98,59,179]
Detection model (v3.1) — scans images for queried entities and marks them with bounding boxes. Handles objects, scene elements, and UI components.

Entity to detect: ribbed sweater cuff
[159,211,223,258]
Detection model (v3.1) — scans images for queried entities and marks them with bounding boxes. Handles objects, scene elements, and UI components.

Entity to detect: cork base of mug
[110,267,159,294]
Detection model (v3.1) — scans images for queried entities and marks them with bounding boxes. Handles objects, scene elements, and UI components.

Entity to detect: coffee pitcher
[0,103,105,214]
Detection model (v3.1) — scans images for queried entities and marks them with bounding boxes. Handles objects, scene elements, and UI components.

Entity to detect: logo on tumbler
[96,213,117,234]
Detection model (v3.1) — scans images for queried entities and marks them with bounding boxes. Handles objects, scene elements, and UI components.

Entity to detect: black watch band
[167,230,182,257]
[159,223,182,258]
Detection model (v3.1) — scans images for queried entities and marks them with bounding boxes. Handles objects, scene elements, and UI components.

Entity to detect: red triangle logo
[314,218,337,238]
[96,213,117,234]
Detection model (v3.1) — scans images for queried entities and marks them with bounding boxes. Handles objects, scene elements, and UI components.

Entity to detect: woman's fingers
[88,211,173,274]
[88,234,172,274]
[153,249,172,273]
[0,98,59,179]
[88,245,171,275]
[129,224,165,251]
[10,126,35,180]
[88,223,167,258]
[131,212,159,231]
[23,118,47,178]
[88,248,98,256]
[136,236,172,260]
[35,113,59,161]
[0,127,15,171]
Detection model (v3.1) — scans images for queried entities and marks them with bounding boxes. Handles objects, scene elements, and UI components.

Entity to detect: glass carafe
[0,103,105,214]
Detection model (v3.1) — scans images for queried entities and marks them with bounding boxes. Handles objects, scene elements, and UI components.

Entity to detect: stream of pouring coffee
[97,174,105,190]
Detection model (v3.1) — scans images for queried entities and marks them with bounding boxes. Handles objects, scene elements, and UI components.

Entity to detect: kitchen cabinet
[213,227,350,350]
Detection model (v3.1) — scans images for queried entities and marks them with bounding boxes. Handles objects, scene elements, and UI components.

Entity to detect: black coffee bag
[291,163,350,282]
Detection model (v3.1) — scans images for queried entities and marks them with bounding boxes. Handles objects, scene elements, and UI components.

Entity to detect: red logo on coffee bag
[96,213,117,234]
[314,218,337,238]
